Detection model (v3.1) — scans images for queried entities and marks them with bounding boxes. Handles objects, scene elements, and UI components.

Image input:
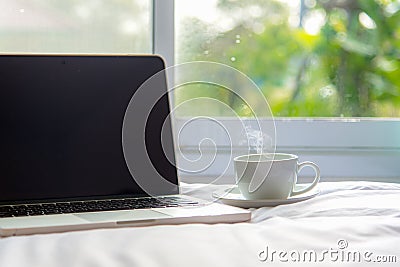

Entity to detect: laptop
[0,54,250,237]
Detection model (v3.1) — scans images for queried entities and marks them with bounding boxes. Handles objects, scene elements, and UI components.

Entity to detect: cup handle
[290,161,320,196]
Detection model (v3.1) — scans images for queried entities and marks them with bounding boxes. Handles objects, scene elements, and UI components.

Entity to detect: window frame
[153,0,174,67]
[154,0,400,181]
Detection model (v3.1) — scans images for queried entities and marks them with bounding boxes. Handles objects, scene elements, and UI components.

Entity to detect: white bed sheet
[0,181,399,267]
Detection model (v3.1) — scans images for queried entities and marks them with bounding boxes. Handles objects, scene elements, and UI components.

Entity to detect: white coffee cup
[234,153,320,200]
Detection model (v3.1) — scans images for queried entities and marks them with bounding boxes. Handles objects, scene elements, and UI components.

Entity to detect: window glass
[0,0,152,53]
[175,0,400,117]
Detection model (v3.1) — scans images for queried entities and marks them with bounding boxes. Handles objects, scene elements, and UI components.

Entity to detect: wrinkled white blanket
[1,181,399,267]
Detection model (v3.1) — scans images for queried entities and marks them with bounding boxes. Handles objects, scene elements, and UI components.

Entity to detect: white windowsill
[174,118,400,181]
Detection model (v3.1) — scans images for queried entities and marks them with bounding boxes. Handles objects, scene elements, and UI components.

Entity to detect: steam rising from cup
[242,126,273,154]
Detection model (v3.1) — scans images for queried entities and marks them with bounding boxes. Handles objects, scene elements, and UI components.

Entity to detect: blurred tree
[0,0,150,53]
[176,0,400,117]
[313,0,400,116]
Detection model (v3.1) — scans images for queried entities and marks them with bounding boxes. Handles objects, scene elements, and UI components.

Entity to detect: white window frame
[153,0,400,183]
[153,0,174,67]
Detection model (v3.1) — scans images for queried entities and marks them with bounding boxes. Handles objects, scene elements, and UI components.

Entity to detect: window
[173,0,400,182]
[0,0,152,53]
[175,0,400,117]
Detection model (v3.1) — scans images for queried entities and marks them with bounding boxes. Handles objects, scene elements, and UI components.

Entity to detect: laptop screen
[0,55,178,204]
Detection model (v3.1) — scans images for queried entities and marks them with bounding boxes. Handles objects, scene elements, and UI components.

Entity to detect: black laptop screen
[0,55,178,203]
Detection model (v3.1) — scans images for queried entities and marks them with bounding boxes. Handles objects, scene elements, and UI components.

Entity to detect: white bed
[0,181,399,267]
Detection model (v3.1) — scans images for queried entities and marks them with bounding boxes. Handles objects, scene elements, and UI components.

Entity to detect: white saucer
[212,185,320,208]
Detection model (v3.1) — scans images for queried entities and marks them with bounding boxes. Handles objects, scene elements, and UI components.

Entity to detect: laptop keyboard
[0,196,199,218]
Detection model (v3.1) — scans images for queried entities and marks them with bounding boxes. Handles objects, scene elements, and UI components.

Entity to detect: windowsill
[180,175,400,185]
[173,117,400,179]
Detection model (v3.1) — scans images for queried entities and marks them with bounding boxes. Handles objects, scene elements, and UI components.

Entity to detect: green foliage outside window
[176,0,400,117]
